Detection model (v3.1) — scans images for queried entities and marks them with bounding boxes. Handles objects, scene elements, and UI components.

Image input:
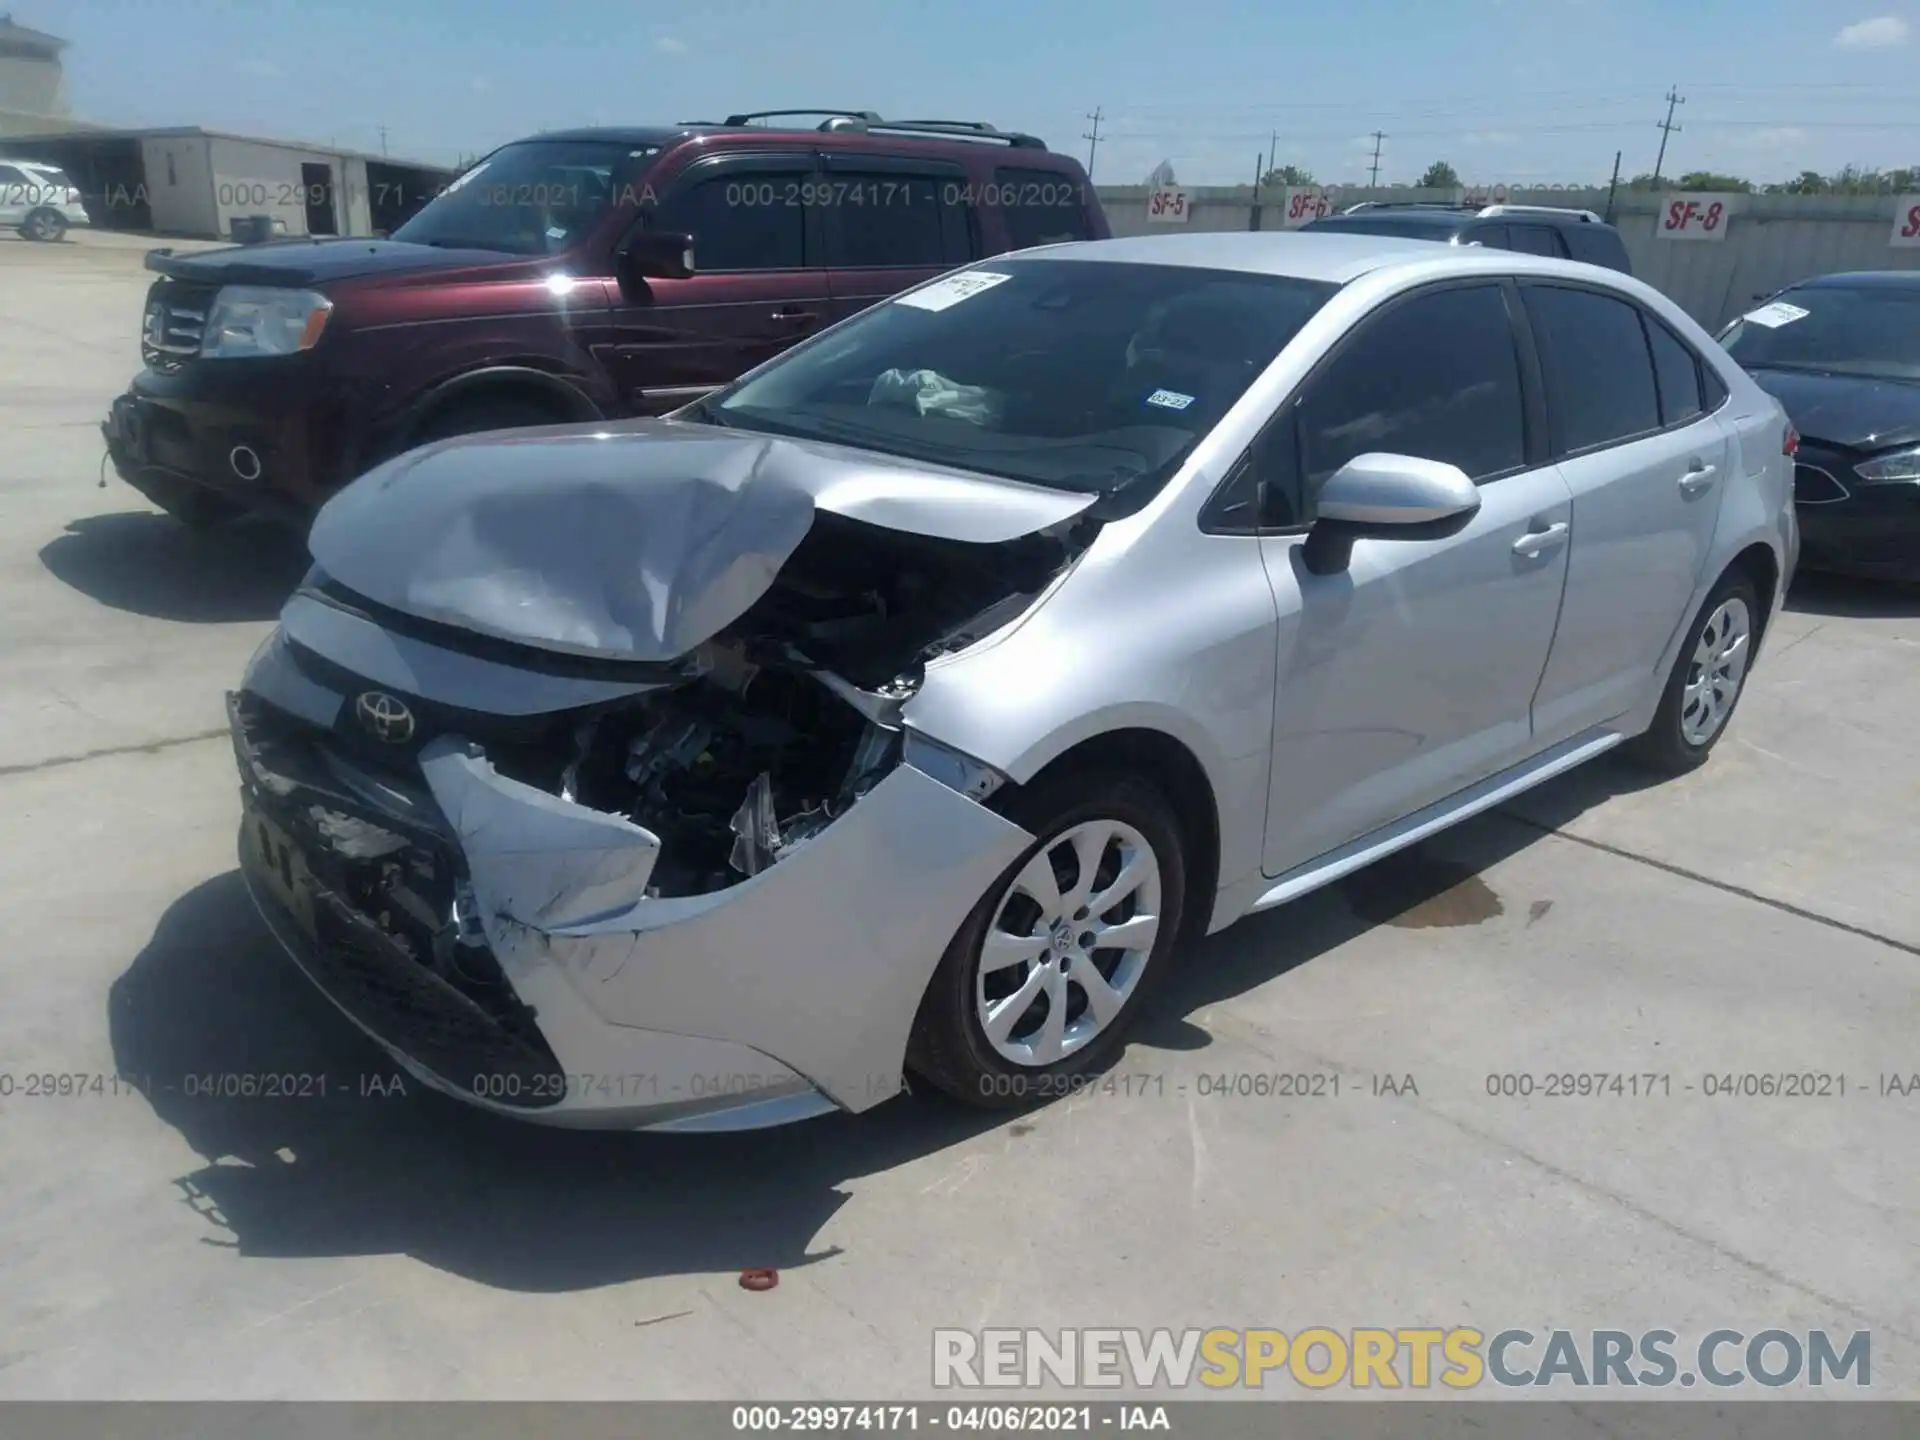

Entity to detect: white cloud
[471,76,493,92]
[1744,126,1810,148]
[1463,130,1520,147]
[1832,15,1910,48]
[234,58,283,78]
[654,36,688,54]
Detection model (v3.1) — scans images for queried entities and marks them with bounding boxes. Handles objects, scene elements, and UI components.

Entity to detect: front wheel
[1627,570,1761,774]
[20,208,68,242]
[908,769,1188,1109]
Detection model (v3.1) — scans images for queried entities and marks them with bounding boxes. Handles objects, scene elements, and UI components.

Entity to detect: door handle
[1511,521,1569,558]
[1679,462,1718,497]
[771,306,818,323]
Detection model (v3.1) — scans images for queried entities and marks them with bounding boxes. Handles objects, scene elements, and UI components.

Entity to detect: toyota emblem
[355,691,416,744]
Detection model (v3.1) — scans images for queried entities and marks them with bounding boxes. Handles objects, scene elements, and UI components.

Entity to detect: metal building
[3,125,456,239]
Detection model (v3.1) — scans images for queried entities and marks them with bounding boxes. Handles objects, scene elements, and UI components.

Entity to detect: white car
[0,157,89,241]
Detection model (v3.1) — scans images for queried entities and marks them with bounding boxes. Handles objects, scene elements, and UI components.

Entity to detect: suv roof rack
[1341,200,1476,214]
[717,109,1047,149]
[1475,202,1604,224]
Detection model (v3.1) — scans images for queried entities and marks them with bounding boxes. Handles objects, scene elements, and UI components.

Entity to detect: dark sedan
[1717,272,1920,582]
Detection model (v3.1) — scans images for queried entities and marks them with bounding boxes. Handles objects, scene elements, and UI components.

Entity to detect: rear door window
[1507,224,1568,258]
[1299,283,1528,491]
[996,167,1093,249]
[1460,224,1509,250]
[820,168,971,267]
[1523,284,1662,453]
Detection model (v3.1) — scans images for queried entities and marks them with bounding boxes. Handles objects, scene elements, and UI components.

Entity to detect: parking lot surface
[0,233,1916,1400]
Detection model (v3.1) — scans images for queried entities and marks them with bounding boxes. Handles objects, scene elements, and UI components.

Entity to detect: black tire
[409,395,568,449]
[1627,568,1762,774]
[907,768,1189,1110]
[20,208,67,242]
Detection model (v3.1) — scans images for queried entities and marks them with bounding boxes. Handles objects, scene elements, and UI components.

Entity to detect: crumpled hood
[307,419,1098,663]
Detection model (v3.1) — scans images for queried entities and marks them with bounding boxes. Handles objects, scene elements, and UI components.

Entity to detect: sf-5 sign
[1146,186,1189,224]
[1656,195,1735,241]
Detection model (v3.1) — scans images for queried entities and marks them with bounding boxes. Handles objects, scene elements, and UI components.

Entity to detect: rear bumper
[102,360,365,520]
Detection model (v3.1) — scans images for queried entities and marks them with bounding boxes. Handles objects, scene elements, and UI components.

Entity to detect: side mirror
[616,231,695,295]
[1302,453,1481,575]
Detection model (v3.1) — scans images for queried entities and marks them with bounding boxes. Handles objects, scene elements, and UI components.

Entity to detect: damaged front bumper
[230,679,1034,1132]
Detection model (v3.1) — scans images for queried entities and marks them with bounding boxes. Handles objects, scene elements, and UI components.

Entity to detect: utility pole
[1651,87,1684,187]
[1083,108,1103,182]
[1266,130,1277,186]
[1604,148,1622,222]
[377,124,389,156]
[1368,131,1385,189]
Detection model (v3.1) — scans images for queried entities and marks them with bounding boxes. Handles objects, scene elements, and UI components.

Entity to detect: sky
[29,0,1920,186]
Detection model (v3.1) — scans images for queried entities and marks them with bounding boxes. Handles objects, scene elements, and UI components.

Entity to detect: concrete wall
[0,52,64,119]
[1095,185,1920,329]
[141,135,217,237]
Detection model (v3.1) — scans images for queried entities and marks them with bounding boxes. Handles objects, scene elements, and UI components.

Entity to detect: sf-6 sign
[1656,194,1735,241]
[1280,187,1333,228]
[1147,186,1189,223]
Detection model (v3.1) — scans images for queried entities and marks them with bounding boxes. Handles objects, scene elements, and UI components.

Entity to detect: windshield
[706,259,1338,498]
[390,139,653,255]
[22,164,73,189]
[1718,285,1920,382]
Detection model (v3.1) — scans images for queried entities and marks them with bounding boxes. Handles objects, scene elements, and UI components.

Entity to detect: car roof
[515,124,1072,163]
[1008,230,1523,285]
[1791,270,1920,291]
[1311,209,1471,231]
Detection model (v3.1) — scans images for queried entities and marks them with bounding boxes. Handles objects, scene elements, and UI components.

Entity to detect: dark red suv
[102,110,1107,527]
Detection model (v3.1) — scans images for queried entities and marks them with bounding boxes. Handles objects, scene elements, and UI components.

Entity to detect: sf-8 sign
[1657,194,1734,241]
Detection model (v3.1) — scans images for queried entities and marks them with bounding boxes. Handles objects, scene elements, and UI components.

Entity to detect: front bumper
[229,663,1033,1130]
[1793,463,1920,583]
[102,358,361,523]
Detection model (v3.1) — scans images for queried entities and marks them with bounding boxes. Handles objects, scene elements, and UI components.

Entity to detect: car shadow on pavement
[1784,571,1920,618]
[108,870,1008,1293]
[111,752,1655,1293]
[39,511,308,623]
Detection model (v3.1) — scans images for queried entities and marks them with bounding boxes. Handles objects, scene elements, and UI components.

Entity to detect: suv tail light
[1783,425,1799,458]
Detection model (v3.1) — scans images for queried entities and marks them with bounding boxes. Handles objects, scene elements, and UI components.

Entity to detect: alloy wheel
[1679,595,1752,746]
[974,818,1164,1068]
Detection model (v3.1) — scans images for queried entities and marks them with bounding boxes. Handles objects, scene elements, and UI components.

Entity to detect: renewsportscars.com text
[932,1327,1870,1391]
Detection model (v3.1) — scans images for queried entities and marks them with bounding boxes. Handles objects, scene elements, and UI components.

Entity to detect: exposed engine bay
[483,512,1096,897]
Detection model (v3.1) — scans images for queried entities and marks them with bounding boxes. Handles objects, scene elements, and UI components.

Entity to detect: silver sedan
[230,231,1797,1130]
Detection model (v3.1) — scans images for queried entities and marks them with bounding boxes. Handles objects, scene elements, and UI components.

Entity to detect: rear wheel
[20,208,67,242]
[1627,569,1761,774]
[908,769,1188,1109]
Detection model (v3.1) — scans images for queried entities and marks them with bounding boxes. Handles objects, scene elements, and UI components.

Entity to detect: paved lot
[0,232,1916,1402]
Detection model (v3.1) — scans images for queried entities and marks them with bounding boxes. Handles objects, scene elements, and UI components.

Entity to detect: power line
[1083,107,1103,180]
[1652,86,1685,185]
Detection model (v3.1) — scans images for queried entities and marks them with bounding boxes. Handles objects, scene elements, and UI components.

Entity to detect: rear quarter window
[1564,226,1632,273]
[995,166,1093,249]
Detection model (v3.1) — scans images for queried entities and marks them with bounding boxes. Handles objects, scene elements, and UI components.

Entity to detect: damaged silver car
[231,232,1795,1130]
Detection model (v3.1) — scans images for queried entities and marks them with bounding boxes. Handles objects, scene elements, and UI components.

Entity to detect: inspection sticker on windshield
[1145,389,1195,411]
[895,271,1013,312]
[1743,301,1810,329]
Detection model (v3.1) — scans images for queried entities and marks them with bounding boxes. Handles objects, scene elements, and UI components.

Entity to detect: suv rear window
[996,167,1092,249]
[1563,225,1631,273]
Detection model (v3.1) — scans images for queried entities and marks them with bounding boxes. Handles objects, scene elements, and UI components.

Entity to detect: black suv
[1302,202,1632,274]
